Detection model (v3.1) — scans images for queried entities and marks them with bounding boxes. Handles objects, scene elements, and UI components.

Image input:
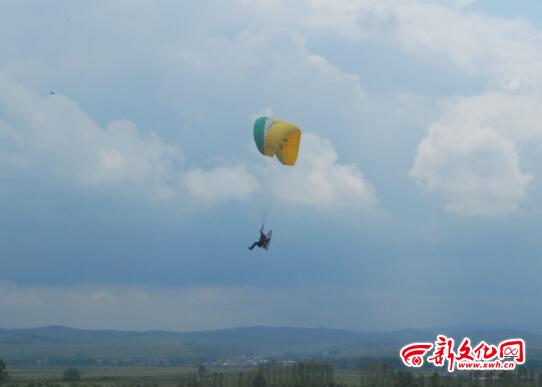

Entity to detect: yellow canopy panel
[253,117,302,166]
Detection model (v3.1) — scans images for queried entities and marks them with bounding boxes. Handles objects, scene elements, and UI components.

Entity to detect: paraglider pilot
[248,225,271,250]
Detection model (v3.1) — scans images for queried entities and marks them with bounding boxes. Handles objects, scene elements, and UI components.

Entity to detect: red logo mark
[401,336,526,372]
[473,341,498,361]
[400,343,434,367]
[499,339,525,364]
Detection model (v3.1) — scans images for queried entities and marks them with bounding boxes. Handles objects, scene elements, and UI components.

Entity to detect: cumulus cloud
[268,133,378,210]
[0,75,377,211]
[291,0,542,94]
[376,2,542,215]
[183,164,259,202]
[0,1,377,206]
[410,93,540,215]
[0,75,182,199]
[236,1,542,217]
[387,2,542,92]
[258,0,539,93]
[453,0,477,10]
[180,132,378,211]
[181,133,378,211]
[167,29,367,138]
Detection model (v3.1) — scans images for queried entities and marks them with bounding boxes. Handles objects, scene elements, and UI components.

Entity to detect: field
[5,366,362,387]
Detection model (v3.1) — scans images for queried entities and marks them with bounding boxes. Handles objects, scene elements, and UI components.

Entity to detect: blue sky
[1,0,542,332]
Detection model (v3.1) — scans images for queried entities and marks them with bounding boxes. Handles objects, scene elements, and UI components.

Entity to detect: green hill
[0,326,540,366]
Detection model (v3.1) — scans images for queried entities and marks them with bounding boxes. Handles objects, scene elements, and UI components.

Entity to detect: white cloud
[442,93,542,143]
[0,75,182,199]
[183,164,259,202]
[238,0,364,40]
[182,133,378,211]
[0,2,376,207]
[234,0,542,218]
[167,29,367,136]
[6,1,541,218]
[240,1,542,93]
[269,133,378,210]
[453,0,477,10]
[377,2,542,215]
[234,1,542,217]
[392,3,542,92]
[0,75,378,211]
[410,93,539,216]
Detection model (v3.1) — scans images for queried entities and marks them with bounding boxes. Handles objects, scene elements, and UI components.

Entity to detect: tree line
[178,362,337,387]
[2,357,542,387]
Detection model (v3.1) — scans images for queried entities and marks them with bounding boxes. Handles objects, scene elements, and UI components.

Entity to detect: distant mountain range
[0,325,540,365]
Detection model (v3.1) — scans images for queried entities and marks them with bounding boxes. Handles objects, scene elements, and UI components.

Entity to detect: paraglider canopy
[253,117,301,166]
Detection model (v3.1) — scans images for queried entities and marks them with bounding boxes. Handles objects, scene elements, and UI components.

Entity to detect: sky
[1,0,542,332]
